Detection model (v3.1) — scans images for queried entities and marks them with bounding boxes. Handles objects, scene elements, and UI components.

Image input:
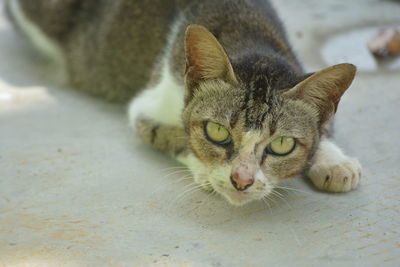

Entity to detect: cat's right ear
[184,25,238,99]
[283,63,356,124]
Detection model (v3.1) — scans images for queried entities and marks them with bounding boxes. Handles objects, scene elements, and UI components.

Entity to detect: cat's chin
[221,190,264,206]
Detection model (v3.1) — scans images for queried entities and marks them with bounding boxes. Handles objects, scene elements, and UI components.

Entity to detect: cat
[7,0,362,206]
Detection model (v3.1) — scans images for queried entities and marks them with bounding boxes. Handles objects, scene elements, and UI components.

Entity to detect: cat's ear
[184,25,238,90]
[283,63,356,124]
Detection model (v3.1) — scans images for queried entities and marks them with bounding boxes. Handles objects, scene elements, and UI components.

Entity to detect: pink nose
[230,171,254,191]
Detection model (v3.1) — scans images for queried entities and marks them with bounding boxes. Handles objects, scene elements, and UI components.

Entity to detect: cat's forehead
[191,79,281,128]
[241,88,280,130]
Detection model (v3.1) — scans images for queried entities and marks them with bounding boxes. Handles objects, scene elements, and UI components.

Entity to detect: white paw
[307,158,362,193]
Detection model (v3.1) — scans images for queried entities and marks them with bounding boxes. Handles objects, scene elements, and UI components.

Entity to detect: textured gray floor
[1,1,399,266]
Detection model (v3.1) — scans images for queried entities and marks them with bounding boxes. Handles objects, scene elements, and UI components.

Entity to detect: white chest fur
[128,60,184,127]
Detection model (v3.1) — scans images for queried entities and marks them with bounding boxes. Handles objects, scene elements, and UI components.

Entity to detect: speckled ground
[1,0,399,266]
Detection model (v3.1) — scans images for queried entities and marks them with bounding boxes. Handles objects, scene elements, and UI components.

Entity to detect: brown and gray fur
[9,0,299,101]
[8,0,362,205]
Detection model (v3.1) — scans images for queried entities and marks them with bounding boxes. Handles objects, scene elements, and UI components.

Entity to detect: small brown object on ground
[368,26,400,58]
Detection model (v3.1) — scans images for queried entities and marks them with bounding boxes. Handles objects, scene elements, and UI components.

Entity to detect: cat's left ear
[184,25,238,97]
[283,63,356,124]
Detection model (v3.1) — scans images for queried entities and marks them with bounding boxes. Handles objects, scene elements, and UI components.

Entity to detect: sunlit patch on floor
[0,78,55,113]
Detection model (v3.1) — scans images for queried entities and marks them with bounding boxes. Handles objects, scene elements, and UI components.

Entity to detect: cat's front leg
[307,138,362,192]
[135,117,188,157]
[135,117,215,192]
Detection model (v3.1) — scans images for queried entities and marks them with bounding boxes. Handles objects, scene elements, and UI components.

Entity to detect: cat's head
[181,25,356,205]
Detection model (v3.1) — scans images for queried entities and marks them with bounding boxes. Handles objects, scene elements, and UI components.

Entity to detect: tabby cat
[8,0,362,205]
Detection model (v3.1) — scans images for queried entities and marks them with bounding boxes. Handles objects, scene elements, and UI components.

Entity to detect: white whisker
[150,172,193,195]
[271,190,293,209]
[160,166,188,172]
[163,169,191,179]
[262,196,273,214]
[175,182,211,204]
[275,185,311,195]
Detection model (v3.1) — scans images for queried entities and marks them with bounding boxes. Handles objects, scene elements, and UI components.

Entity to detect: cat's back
[64,0,180,101]
[9,0,179,101]
[9,0,298,102]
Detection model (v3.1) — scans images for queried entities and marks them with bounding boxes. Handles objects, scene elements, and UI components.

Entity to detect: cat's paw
[307,158,362,193]
[134,117,156,144]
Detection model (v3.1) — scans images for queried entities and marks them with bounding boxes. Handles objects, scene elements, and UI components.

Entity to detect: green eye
[267,136,296,156]
[204,121,231,145]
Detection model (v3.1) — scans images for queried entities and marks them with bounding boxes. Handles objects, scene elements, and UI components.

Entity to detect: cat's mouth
[209,177,272,206]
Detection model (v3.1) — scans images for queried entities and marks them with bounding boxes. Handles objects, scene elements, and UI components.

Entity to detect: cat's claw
[307,157,362,193]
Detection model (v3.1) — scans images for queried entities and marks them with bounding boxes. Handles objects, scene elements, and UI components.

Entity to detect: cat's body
[9,0,299,102]
[8,0,362,205]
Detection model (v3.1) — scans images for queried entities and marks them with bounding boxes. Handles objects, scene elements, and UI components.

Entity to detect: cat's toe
[307,158,362,193]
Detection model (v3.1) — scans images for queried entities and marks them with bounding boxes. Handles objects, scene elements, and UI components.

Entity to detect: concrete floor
[1,0,399,266]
